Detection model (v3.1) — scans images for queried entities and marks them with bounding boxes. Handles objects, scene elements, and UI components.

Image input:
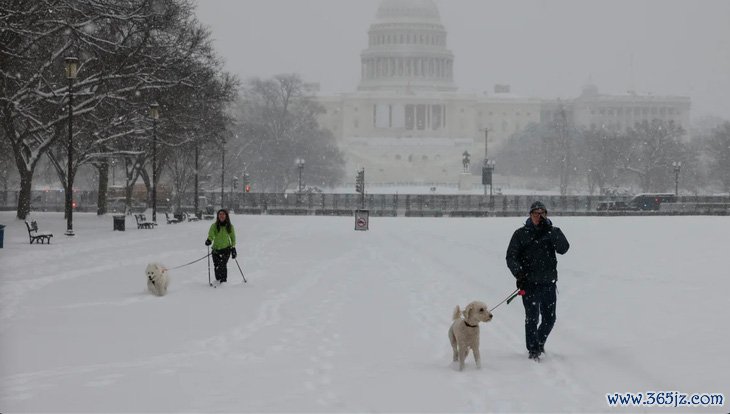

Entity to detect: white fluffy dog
[448,301,493,371]
[146,263,170,296]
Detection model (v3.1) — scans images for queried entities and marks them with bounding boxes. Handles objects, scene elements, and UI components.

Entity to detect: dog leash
[168,252,212,270]
[490,288,522,312]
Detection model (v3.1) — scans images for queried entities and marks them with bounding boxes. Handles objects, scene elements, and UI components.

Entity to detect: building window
[395,154,402,160]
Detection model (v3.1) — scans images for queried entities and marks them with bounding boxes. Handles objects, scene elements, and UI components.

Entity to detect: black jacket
[506,218,570,286]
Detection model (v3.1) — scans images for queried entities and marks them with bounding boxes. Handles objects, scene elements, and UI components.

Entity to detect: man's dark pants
[521,284,557,353]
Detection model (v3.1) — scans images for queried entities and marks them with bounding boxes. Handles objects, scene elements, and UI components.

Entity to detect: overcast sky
[193,0,730,119]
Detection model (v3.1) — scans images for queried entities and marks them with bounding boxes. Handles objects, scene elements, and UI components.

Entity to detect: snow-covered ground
[0,211,727,412]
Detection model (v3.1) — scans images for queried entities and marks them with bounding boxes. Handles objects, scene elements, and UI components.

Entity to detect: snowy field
[0,211,727,413]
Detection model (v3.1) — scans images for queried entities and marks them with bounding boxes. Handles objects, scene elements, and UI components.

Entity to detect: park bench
[183,212,200,222]
[25,220,54,244]
[134,214,156,229]
[165,212,181,224]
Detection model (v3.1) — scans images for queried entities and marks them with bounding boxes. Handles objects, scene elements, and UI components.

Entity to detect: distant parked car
[628,193,677,211]
[596,200,634,211]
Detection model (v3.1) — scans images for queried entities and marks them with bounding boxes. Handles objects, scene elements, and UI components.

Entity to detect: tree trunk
[96,162,109,215]
[16,168,33,220]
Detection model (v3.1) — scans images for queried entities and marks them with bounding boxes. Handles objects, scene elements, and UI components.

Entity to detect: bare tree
[706,122,730,193]
[1,0,237,218]
[620,120,686,192]
[579,126,632,194]
[233,74,344,192]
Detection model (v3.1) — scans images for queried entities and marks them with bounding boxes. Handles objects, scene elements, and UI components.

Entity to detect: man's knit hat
[529,200,547,214]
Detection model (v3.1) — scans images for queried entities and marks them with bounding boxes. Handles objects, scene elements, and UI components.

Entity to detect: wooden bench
[134,214,157,229]
[184,212,200,222]
[25,220,54,244]
[165,212,181,224]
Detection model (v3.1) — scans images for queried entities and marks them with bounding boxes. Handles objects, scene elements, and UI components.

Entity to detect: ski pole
[207,245,212,286]
[233,257,247,283]
[490,288,524,312]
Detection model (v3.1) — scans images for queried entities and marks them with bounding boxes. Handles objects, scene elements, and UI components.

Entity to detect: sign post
[355,209,369,231]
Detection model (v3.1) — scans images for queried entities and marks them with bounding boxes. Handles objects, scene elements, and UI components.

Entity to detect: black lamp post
[149,102,159,222]
[483,159,496,200]
[296,158,305,193]
[194,141,199,216]
[64,56,78,236]
[220,137,226,209]
[672,161,681,196]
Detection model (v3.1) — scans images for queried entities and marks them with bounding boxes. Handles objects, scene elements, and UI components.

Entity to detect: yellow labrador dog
[146,263,170,296]
[448,301,493,371]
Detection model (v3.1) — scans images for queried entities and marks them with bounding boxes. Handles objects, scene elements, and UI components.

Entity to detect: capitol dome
[359,0,456,92]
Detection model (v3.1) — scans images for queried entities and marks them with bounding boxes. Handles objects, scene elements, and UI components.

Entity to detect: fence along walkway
[229,193,730,217]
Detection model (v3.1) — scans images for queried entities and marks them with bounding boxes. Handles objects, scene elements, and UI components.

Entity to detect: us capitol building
[315,0,690,186]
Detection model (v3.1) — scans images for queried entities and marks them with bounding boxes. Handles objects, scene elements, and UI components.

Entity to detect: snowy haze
[0,212,728,412]
[193,0,730,118]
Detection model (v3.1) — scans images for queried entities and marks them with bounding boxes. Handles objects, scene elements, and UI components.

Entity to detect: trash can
[113,215,125,231]
[0,224,5,248]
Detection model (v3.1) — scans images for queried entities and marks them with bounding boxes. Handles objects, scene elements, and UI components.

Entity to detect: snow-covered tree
[620,120,686,192]
[706,122,730,193]
[233,74,344,192]
[1,0,237,219]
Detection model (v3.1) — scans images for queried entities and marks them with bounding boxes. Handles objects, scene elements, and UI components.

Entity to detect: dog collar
[464,320,478,328]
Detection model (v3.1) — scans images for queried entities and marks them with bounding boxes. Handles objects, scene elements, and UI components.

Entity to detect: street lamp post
[672,161,681,196]
[483,159,496,202]
[296,158,305,193]
[149,102,159,222]
[220,137,226,209]
[64,56,78,236]
[295,158,305,206]
[194,141,199,216]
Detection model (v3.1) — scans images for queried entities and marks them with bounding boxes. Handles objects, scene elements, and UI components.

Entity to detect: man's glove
[540,217,553,231]
[230,247,237,259]
[205,239,212,246]
[515,272,527,290]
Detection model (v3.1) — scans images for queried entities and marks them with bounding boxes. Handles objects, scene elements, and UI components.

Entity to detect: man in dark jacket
[506,201,569,361]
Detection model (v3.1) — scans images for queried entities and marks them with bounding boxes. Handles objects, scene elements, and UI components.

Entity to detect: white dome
[359,0,456,92]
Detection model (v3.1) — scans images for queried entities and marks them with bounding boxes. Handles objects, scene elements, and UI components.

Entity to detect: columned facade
[314,0,691,186]
[358,0,456,93]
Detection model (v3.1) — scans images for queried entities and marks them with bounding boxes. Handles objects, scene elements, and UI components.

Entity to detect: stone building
[315,0,691,186]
